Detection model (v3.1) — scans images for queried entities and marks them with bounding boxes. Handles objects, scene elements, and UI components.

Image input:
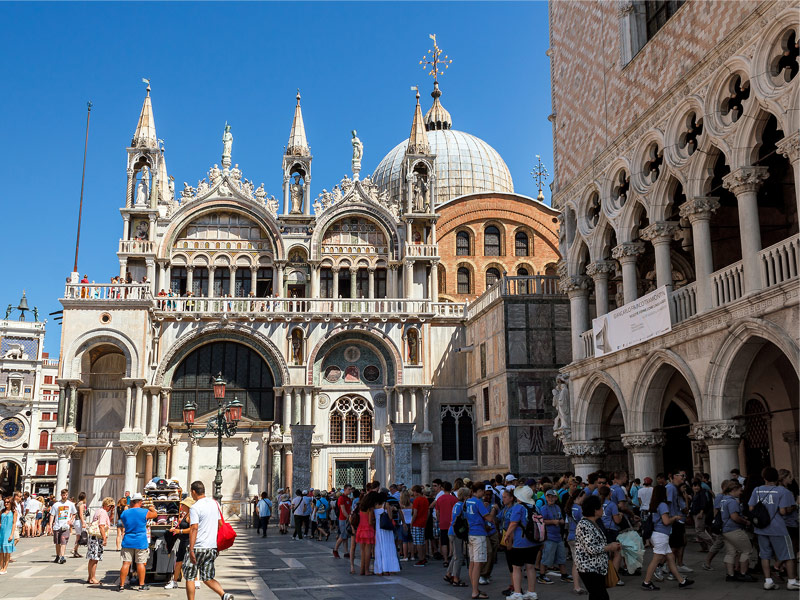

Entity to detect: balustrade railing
[581,329,595,359]
[154,297,437,316]
[670,282,697,323]
[431,302,467,317]
[64,284,152,300]
[711,260,744,307]
[404,243,439,258]
[119,239,157,254]
[760,234,799,288]
[501,275,560,295]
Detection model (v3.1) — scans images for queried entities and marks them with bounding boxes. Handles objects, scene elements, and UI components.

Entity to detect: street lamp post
[182,373,243,503]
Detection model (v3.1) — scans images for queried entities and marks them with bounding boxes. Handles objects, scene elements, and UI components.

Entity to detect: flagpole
[73,101,92,275]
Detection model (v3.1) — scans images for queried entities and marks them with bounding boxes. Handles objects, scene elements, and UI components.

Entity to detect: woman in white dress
[373,492,401,575]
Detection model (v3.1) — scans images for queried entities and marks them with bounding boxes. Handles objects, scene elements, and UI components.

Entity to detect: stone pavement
[0,525,794,600]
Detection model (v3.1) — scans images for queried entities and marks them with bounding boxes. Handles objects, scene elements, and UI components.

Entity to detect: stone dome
[372,129,514,206]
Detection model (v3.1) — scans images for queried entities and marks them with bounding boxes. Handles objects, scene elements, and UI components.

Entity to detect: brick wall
[437,193,561,301]
[548,0,762,193]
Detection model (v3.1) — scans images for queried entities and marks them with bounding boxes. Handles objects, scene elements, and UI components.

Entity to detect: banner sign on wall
[592,286,672,357]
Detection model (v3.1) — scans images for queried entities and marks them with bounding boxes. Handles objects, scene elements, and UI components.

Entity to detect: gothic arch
[155,324,289,388]
[705,317,800,422]
[62,329,140,381]
[310,203,401,262]
[572,370,628,441]
[630,349,704,433]
[306,325,402,386]
[566,235,590,277]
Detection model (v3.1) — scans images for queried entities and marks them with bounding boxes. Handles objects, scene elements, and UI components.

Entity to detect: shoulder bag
[216,503,236,551]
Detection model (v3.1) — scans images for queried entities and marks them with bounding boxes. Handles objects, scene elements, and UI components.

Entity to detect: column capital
[612,241,645,262]
[119,441,142,456]
[621,431,665,450]
[242,436,251,446]
[349,265,359,274]
[559,275,591,295]
[722,166,769,195]
[640,221,679,244]
[691,419,745,444]
[585,260,615,278]
[679,196,720,222]
[53,443,77,459]
[776,131,800,164]
[563,440,606,459]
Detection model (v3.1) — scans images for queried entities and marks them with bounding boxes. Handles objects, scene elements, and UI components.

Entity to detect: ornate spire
[131,79,158,149]
[286,90,310,156]
[420,35,453,131]
[407,87,430,155]
[157,142,171,203]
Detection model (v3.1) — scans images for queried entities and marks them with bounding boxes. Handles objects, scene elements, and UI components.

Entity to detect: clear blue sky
[0,1,552,355]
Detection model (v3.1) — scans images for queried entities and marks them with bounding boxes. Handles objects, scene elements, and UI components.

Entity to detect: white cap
[130,493,144,501]
[505,474,516,482]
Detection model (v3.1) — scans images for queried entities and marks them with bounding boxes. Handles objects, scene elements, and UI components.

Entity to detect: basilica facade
[53,76,563,508]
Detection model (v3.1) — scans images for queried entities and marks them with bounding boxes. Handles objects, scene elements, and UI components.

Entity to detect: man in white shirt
[184,481,233,600]
[637,477,654,513]
[49,489,76,564]
[24,494,41,537]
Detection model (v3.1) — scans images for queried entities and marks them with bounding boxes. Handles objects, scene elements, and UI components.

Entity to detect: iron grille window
[482,387,490,422]
[484,226,501,256]
[169,341,275,421]
[234,269,251,297]
[456,231,471,256]
[330,412,343,443]
[457,268,471,294]
[645,0,685,41]
[515,232,529,256]
[345,412,359,443]
[330,396,373,444]
[486,268,501,290]
[441,405,474,461]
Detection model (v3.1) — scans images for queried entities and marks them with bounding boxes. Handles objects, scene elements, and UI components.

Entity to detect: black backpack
[640,513,654,541]
[750,490,772,529]
[710,509,723,535]
[453,506,470,541]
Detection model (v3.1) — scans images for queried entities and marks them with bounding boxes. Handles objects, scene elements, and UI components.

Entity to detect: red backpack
[216,503,236,551]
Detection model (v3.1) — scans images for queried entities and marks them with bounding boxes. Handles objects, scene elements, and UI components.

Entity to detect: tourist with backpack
[747,466,799,590]
[700,480,726,572]
[574,494,620,600]
[540,489,572,583]
[444,486,470,588]
[718,479,756,582]
[499,485,540,600]
[465,482,497,599]
[566,488,588,594]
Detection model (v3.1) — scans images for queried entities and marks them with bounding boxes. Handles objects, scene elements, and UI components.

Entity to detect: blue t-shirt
[509,502,536,548]
[602,499,619,531]
[120,507,149,550]
[567,505,582,541]
[630,485,640,507]
[257,498,272,517]
[653,502,671,536]
[315,498,329,519]
[720,495,742,533]
[610,484,627,506]
[539,502,562,541]
[748,485,794,536]
[448,501,464,537]
[499,505,513,533]
[465,497,489,536]
[665,483,684,519]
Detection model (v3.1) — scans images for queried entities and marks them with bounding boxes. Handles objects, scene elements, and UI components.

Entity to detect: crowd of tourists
[263,465,798,599]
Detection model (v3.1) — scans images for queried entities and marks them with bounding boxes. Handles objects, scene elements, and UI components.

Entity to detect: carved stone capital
[563,440,606,459]
[311,447,322,459]
[679,196,720,222]
[621,432,665,450]
[53,444,77,459]
[616,0,634,17]
[119,441,142,456]
[640,221,679,244]
[612,241,645,261]
[776,131,800,164]
[691,420,745,443]
[242,436,250,446]
[559,275,591,295]
[585,260,615,279]
[691,439,708,455]
[722,166,769,196]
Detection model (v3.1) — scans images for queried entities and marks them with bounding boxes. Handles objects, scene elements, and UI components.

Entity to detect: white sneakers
[677,564,693,573]
[522,592,538,600]
[164,580,178,589]
[195,581,202,589]
[479,576,491,585]
[787,581,800,590]
[763,581,779,590]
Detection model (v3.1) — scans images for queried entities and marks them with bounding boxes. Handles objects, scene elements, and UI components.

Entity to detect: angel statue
[351,129,363,176]
[221,122,233,166]
[552,373,571,432]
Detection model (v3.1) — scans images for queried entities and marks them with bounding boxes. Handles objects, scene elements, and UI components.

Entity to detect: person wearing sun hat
[501,485,540,600]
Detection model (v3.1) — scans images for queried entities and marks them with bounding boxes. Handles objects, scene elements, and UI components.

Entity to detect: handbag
[88,518,101,537]
[605,557,619,588]
[379,511,395,531]
[79,529,89,545]
[216,503,236,551]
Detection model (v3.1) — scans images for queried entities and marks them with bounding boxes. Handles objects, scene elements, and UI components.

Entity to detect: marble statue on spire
[221,123,233,168]
[351,130,363,178]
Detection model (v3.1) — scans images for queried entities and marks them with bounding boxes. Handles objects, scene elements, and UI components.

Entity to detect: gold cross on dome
[420,34,452,82]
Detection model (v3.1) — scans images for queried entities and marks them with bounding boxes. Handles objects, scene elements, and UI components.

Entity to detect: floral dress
[86,509,109,561]
[574,518,608,575]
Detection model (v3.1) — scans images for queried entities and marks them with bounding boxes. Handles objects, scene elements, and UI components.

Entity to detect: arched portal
[0,460,22,495]
[582,380,627,475]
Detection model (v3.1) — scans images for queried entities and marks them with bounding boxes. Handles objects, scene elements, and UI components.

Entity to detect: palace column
[389,423,415,486]
[270,443,282,494]
[420,443,431,487]
[331,267,340,299]
[403,259,414,298]
[55,383,67,433]
[65,383,78,433]
[561,276,591,360]
[54,444,75,493]
[250,267,258,297]
[240,436,252,498]
[258,434,269,493]
[229,265,237,297]
[208,266,216,297]
[282,389,291,431]
[409,388,417,426]
[368,267,376,299]
[121,442,141,494]
[612,242,644,304]
[723,166,769,294]
[133,381,145,432]
[292,388,301,425]
[783,432,799,480]
[692,420,745,493]
[563,441,606,481]
[621,433,665,480]
[143,446,155,483]
[302,389,311,425]
[586,261,613,316]
[349,266,358,298]
[422,388,431,433]
[310,263,320,298]
[186,266,194,295]
[275,261,285,297]
[777,132,800,215]
[160,389,170,431]
[641,222,679,291]
[121,381,133,432]
[290,425,314,493]
[387,265,397,297]
[430,260,439,301]
[148,388,160,438]
[680,197,720,313]
[396,388,405,423]
[156,444,169,479]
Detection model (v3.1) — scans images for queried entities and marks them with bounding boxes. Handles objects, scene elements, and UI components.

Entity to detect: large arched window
[484,226,501,256]
[441,405,474,461]
[329,396,373,444]
[39,430,51,450]
[170,341,275,421]
[515,231,529,256]
[457,267,471,294]
[486,268,501,289]
[456,231,471,256]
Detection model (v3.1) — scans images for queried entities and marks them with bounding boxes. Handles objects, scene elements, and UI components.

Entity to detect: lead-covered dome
[372,129,514,207]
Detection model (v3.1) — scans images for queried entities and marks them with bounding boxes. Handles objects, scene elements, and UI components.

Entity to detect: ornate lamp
[212,373,226,401]
[182,400,197,426]
[225,396,243,424]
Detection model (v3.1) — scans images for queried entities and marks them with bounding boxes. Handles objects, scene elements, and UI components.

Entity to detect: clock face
[0,417,24,442]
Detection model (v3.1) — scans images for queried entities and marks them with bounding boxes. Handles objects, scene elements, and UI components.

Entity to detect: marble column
[368,267,375,299]
[121,442,141,494]
[586,261,614,317]
[276,262,285,297]
[349,267,358,298]
[783,431,799,481]
[409,388,417,426]
[621,432,665,480]
[692,420,745,492]
[55,384,67,432]
[250,267,258,297]
[612,242,645,304]
[776,132,800,216]
[156,445,169,479]
[133,381,144,432]
[561,276,591,360]
[148,389,160,438]
[290,424,315,492]
[396,389,405,423]
[563,441,606,480]
[420,443,431,486]
[403,259,414,298]
[259,435,269,493]
[292,388,301,425]
[143,446,155,482]
[387,265,397,298]
[54,445,75,493]
[680,197,720,313]
[270,444,282,495]
[422,389,431,433]
[282,390,291,431]
[160,389,170,431]
[66,383,78,432]
[208,266,216,297]
[240,437,252,498]
[332,267,340,299]
[723,166,769,294]
[186,266,194,295]
[302,389,311,425]
[389,423,415,486]
[641,222,679,291]
[311,447,322,490]
[309,264,320,298]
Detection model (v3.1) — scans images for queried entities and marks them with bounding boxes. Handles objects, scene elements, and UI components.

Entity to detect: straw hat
[513,485,536,505]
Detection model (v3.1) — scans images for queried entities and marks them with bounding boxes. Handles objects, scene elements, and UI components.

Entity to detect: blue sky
[0,1,552,354]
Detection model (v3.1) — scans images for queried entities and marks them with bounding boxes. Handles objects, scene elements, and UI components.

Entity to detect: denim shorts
[541,539,566,566]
